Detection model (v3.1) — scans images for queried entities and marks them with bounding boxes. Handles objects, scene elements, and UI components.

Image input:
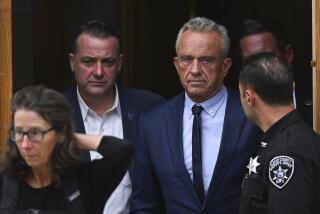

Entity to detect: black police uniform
[239,110,320,214]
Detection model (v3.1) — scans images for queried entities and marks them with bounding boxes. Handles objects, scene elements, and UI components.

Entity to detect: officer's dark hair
[1,85,79,180]
[71,20,122,54]
[239,52,293,106]
[238,19,290,55]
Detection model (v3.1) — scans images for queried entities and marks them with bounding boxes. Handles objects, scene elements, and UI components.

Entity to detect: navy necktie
[192,104,205,203]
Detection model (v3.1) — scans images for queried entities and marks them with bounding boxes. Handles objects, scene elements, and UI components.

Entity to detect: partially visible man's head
[174,17,232,103]
[71,20,122,54]
[69,20,123,100]
[238,19,293,63]
[239,52,293,106]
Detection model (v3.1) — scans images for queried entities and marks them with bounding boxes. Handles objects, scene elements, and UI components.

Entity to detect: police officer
[238,52,320,214]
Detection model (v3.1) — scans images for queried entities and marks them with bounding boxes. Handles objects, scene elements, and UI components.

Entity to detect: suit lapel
[205,89,246,205]
[165,93,202,205]
[118,88,138,177]
[118,88,136,141]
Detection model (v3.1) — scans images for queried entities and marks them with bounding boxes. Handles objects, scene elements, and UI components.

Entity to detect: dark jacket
[240,110,320,214]
[0,136,133,214]
[64,86,165,162]
[131,88,261,213]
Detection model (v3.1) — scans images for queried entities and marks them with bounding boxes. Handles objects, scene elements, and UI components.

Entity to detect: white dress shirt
[77,85,131,214]
[183,85,227,194]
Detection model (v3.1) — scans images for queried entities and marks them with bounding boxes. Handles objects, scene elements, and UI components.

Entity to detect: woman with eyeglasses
[0,85,133,214]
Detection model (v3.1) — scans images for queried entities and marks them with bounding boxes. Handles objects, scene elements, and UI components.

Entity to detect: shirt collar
[185,85,228,118]
[77,84,121,120]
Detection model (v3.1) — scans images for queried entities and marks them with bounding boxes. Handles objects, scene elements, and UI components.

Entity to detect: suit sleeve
[130,114,165,213]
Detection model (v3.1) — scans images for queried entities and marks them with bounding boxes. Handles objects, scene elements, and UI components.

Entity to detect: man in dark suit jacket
[64,87,165,157]
[64,20,165,214]
[238,19,313,127]
[131,17,260,213]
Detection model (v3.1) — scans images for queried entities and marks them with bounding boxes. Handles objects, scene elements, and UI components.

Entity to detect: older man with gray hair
[131,17,260,214]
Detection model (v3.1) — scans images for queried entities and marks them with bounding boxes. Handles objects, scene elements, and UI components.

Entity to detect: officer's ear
[245,89,256,106]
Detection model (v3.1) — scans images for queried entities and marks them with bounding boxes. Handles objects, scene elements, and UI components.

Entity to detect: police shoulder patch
[268,155,294,189]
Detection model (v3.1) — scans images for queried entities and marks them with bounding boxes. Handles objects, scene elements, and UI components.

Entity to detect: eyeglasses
[9,127,56,143]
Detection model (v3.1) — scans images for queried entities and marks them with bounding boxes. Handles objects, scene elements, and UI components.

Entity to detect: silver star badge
[272,166,288,184]
[247,156,260,175]
[261,141,267,147]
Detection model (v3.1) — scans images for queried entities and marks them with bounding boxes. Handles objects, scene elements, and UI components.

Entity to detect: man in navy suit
[64,20,165,214]
[131,17,260,213]
[238,19,313,127]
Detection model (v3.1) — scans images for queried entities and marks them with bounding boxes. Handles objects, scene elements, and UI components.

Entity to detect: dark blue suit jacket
[64,86,165,161]
[131,88,261,214]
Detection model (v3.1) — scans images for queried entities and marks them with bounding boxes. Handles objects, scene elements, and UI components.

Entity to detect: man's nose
[190,59,201,74]
[93,61,103,76]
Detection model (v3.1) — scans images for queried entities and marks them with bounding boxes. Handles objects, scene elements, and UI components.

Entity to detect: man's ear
[245,89,255,106]
[69,53,75,72]
[284,44,294,64]
[117,54,123,73]
[173,57,180,74]
[222,58,232,77]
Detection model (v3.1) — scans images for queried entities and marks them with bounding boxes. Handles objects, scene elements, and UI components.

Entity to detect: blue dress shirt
[183,86,228,194]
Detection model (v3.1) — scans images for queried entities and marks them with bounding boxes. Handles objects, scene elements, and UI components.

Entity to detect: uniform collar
[261,110,302,143]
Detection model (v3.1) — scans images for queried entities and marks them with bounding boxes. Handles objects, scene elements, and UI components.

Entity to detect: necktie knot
[192,105,203,115]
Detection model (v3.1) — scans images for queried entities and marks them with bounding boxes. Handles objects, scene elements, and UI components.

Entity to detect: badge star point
[247,156,260,175]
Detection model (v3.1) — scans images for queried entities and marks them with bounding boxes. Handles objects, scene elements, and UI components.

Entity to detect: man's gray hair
[175,17,230,58]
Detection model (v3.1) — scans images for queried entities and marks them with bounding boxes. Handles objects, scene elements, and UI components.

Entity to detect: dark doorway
[196,0,312,97]
[12,0,312,100]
